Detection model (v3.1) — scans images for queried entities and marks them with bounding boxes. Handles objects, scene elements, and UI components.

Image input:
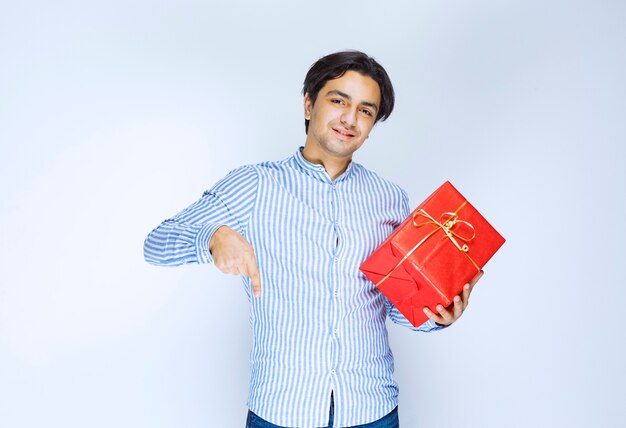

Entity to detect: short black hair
[302,50,395,133]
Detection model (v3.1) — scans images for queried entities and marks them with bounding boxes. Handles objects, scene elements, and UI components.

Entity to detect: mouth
[332,127,356,140]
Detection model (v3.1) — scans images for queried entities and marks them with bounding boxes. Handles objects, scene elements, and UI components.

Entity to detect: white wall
[1,1,624,427]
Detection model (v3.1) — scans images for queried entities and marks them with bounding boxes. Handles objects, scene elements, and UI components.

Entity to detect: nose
[340,108,357,127]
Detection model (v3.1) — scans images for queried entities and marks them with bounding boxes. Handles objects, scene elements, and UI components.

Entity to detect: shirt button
[331,369,336,374]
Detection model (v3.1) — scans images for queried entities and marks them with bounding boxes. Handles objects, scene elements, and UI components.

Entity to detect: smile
[332,127,356,139]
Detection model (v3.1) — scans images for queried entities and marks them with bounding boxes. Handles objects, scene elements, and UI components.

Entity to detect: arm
[143,165,259,266]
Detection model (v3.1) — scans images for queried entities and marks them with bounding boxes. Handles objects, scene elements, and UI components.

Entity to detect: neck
[301,144,351,181]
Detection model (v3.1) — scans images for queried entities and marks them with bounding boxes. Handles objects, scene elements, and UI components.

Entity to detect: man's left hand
[422,270,484,327]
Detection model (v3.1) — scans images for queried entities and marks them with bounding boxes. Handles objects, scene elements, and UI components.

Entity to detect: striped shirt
[144,147,441,427]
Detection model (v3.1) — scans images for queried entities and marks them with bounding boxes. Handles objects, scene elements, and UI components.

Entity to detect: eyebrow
[325,89,379,112]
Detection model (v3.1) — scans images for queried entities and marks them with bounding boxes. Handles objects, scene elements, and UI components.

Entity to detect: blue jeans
[246,393,399,428]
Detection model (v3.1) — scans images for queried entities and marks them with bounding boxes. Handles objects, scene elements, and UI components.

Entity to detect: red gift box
[359,181,505,327]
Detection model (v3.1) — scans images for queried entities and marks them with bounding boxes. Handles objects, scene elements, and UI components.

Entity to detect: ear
[303,93,313,120]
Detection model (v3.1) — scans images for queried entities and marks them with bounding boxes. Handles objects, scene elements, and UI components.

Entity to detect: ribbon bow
[412,201,476,254]
[375,201,479,288]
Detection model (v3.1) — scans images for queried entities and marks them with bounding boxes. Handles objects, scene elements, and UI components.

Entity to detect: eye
[361,108,373,117]
[331,98,345,105]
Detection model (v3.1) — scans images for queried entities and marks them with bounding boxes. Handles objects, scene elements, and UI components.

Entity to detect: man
[144,51,481,428]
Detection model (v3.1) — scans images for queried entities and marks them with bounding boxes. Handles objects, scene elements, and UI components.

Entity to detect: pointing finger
[250,270,262,298]
[245,258,262,298]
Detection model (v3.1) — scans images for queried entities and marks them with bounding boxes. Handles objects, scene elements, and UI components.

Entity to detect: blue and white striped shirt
[144,148,440,427]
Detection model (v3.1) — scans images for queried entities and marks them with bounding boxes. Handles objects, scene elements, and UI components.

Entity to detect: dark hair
[302,50,395,133]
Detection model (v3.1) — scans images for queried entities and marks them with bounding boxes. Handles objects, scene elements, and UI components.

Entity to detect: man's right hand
[209,225,262,298]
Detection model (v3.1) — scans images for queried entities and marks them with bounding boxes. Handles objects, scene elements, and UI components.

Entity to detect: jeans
[246,393,399,428]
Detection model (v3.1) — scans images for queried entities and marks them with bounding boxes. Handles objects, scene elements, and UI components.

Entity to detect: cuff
[424,319,446,332]
[195,223,227,264]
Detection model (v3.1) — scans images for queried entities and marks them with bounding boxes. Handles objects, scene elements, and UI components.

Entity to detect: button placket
[329,183,341,378]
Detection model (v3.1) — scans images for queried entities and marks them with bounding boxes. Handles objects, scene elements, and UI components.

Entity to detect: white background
[1,1,624,427]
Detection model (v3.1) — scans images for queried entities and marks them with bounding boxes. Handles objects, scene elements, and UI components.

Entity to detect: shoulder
[211,154,296,185]
[204,164,260,196]
[350,162,408,199]
[207,157,293,189]
[219,164,260,182]
[243,155,299,180]
[253,157,291,172]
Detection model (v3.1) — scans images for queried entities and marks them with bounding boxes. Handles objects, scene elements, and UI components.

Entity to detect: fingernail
[454,296,461,302]
[437,305,443,311]
[423,308,428,314]
[464,284,470,290]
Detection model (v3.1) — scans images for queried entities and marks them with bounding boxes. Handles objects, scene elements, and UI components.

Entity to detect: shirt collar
[294,146,355,184]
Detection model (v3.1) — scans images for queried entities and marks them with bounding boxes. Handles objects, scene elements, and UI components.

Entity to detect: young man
[144,51,480,428]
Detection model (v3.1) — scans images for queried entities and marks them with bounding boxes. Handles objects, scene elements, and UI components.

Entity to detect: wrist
[209,225,229,254]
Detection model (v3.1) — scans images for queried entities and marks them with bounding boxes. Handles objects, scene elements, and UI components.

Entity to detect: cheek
[360,122,375,136]
[315,114,335,130]
[311,108,329,123]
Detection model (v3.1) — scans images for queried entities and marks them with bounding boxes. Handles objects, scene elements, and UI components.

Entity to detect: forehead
[320,70,381,106]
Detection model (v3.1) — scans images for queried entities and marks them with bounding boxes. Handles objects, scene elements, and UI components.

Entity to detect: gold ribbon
[375,201,480,288]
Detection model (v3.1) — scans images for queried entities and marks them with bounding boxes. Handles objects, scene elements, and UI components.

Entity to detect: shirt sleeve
[384,187,444,333]
[385,298,444,332]
[143,165,259,266]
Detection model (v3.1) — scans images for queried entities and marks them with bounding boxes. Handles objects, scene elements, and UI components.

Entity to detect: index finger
[423,306,445,325]
[245,258,262,298]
